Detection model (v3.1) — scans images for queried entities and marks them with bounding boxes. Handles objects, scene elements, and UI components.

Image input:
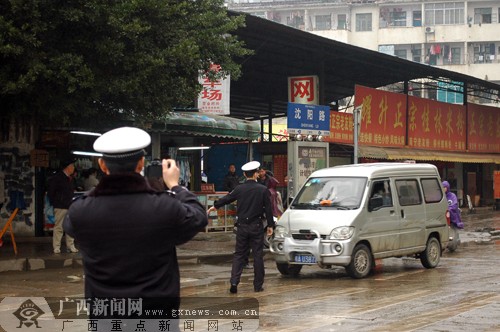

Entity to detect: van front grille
[292,233,325,240]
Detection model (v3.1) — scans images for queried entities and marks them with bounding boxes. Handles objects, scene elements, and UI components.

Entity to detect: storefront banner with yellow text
[467,103,500,153]
[355,85,406,147]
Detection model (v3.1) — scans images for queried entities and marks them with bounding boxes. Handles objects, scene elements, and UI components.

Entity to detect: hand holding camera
[162,159,180,189]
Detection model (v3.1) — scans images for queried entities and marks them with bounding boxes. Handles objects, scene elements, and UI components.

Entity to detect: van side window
[396,180,422,206]
[421,178,443,203]
[369,180,393,207]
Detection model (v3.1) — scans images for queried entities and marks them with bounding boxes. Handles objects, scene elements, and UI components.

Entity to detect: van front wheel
[276,263,302,276]
[346,244,373,279]
[420,236,441,268]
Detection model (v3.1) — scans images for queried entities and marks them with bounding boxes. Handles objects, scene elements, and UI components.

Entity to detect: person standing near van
[208,161,274,293]
[443,180,464,251]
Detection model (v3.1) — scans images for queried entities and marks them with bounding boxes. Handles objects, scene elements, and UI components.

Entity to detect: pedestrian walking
[47,159,78,254]
[443,180,464,251]
[208,161,274,293]
[63,127,208,325]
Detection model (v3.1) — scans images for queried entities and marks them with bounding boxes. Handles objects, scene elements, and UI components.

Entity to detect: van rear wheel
[346,244,373,279]
[276,263,302,276]
[420,236,441,268]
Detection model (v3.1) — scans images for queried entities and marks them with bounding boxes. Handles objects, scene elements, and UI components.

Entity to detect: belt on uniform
[238,218,262,225]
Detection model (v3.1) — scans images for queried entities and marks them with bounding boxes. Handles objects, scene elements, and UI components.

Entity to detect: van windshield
[292,177,367,210]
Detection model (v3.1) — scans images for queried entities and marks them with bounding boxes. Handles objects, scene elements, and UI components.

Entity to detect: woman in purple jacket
[442,180,463,252]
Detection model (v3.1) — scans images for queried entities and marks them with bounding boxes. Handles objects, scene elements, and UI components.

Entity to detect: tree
[0,0,250,126]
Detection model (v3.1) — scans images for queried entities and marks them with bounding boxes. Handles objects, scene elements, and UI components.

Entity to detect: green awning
[152,112,260,141]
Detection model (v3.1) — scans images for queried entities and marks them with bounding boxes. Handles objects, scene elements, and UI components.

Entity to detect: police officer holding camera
[208,161,274,293]
[64,127,207,324]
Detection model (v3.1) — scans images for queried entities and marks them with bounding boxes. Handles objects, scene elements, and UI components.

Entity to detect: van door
[395,179,425,249]
[364,179,400,253]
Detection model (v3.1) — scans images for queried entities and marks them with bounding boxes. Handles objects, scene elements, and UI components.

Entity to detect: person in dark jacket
[47,159,78,254]
[208,161,274,294]
[223,163,240,192]
[63,127,208,325]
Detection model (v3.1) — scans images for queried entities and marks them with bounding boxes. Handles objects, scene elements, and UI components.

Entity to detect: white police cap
[241,161,260,172]
[94,127,151,158]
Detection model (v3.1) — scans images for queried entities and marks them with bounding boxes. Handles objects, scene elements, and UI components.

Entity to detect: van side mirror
[368,196,384,212]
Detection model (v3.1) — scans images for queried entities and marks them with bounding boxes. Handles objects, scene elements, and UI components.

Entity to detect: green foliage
[0,0,250,126]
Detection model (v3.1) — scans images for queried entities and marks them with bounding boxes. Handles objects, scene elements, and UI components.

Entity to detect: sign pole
[353,106,361,164]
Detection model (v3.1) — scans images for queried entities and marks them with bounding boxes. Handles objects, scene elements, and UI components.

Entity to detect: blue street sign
[287,103,330,135]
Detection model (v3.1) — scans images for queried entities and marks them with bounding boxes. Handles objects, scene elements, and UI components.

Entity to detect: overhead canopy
[359,146,500,164]
[152,112,260,141]
[228,11,500,121]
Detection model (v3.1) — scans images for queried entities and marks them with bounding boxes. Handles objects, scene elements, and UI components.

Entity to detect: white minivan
[270,163,450,278]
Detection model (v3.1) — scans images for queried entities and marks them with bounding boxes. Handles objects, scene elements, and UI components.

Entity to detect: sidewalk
[0,231,238,273]
[1,208,499,273]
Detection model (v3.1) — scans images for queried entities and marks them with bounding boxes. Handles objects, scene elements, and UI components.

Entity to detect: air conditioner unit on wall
[425,27,435,33]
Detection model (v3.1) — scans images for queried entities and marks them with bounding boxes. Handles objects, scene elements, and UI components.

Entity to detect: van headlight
[274,225,290,239]
[329,226,354,240]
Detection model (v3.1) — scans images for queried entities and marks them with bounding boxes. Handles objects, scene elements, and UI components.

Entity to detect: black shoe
[254,287,264,292]
[230,284,238,294]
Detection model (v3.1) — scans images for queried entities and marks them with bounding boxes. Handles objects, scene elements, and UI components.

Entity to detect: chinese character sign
[407,96,466,151]
[355,85,406,147]
[288,76,319,105]
[325,111,354,144]
[467,103,500,153]
[287,103,330,136]
[197,66,230,115]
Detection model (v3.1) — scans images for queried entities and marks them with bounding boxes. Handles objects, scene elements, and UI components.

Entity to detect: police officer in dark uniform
[208,161,274,293]
[63,127,207,327]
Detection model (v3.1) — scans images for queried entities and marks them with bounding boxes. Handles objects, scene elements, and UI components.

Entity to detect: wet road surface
[1,209,499,331]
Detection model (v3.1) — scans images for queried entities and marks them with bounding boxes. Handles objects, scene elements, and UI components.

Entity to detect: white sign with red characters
[197,64,230,115]
[288,75,319,105]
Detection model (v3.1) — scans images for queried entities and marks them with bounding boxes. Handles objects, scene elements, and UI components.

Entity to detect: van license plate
[294,254,316,264]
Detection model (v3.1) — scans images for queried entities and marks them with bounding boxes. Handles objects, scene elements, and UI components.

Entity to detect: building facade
[227,0,500,92]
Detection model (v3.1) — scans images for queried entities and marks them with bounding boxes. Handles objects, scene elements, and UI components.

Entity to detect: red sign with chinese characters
[467,103,500,153]
[325,111,354,144]
[288,76,319,105]
[407,96,466,151]
[355,85,406,147]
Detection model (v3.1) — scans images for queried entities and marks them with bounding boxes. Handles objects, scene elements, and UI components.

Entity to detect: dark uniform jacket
[214,180,274,228]
[223,172,240,192]
[47,171,74,209]
[63,173,208,301]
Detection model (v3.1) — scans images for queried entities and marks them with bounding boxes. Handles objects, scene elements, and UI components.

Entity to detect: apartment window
[287,12,304,29]
[412,48,422,63]
[315,15,332,30]
[413,11,422,26]
[338,14,347,30]
[395,49,407,60]
[451,48,461,64]
[424,2,464,25]
[474,8,492,24]
[389,11,407,26]
[443,46,461,65]
[356,13,372,31]
[473,43,496,63]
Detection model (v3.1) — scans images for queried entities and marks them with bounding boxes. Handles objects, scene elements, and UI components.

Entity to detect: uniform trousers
[53,208,76,251]
[231,222,265,290]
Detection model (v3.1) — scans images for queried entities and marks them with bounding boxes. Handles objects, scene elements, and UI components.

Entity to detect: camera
[145,160,162,178]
